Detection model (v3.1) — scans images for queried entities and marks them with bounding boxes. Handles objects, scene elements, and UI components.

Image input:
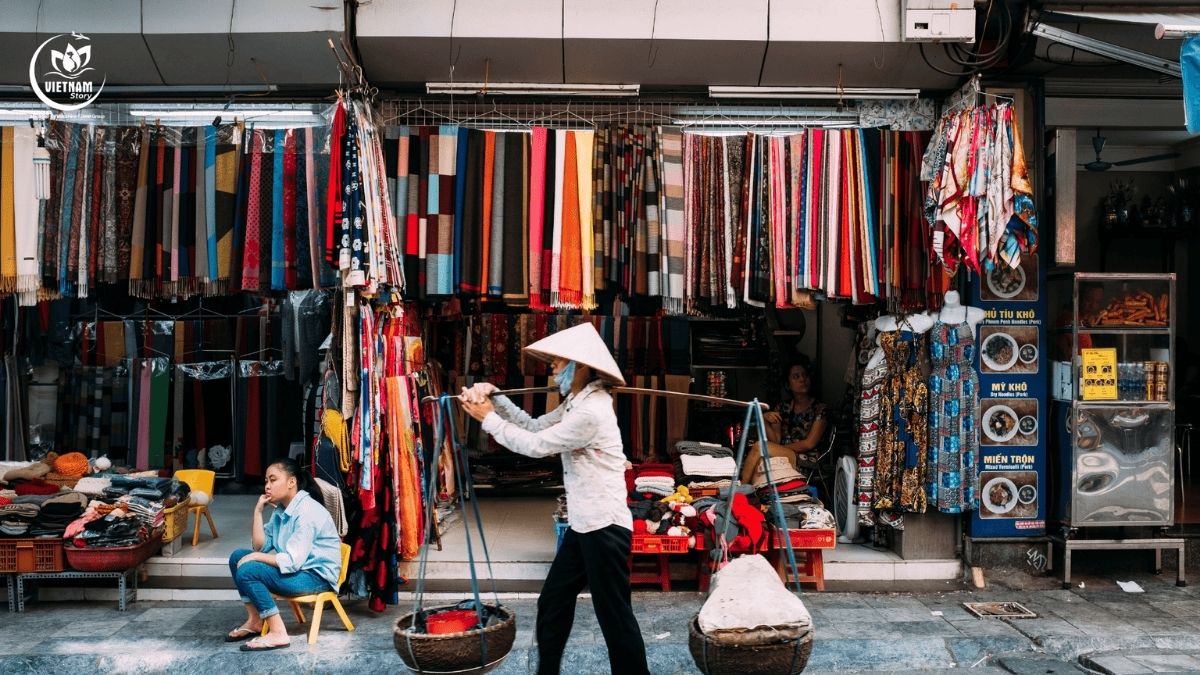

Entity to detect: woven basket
[393,604,516,675]
[688,614,813,675]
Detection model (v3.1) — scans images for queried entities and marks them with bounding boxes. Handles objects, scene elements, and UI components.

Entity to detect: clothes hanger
[381,99,461,127]
[457,102,530,130]
[529,102,594,129]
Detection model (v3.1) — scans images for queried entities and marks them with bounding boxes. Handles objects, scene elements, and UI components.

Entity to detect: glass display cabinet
[1049,273,1185,588]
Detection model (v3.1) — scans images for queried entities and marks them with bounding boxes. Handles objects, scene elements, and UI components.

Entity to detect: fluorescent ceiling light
[1156,24,1200,39]
[426,82,640,97]
[709,86,920,100]
[1029,22,1181,77]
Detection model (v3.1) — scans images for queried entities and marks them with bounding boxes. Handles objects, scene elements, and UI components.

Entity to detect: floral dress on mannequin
[928,320,979,512]
[874,330,930,517]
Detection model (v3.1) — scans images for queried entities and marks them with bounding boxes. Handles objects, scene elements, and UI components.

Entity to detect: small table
[766,528,838,592]
[1050,534,1186,590]
[15,568,139,612]
[628,535,691,592]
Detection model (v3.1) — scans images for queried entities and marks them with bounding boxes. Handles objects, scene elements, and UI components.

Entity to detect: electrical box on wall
[902,0,976,43]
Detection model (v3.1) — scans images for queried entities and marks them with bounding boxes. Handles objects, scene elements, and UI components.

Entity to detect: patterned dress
[875,330,929,515]
[928,321,979,512]
[856,353,887,527]
[780,400,829,464]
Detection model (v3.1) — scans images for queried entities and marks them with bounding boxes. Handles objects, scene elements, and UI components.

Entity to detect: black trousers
[535,524,650,675]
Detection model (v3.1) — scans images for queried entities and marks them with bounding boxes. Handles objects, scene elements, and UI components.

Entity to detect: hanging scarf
[240,129,265,291]
[0,127,15,292]
[527,128,548,310]
[657,127,685,314]
[457,129,485,295]
[501,132,530,306]
[487,131,505,296]
[556,131,583,308]
[574,130,596,309]
[11,127,40,298]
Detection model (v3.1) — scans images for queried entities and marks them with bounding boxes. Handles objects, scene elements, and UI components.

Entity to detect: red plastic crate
[631,534,689,554]
[0,538,66,573]
[770,528,837,550]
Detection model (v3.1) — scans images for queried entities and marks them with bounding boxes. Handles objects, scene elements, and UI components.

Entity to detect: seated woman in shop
[224,458,342,652]
[740,357,830,486]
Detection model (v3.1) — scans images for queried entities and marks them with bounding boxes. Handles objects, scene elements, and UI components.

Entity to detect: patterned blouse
[779,400,829,447]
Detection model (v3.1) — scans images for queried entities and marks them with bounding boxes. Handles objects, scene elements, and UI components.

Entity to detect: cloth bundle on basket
[690,554,814,675]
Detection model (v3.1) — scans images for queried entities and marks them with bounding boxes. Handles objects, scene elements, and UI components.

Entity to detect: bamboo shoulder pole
[422,385,768,409]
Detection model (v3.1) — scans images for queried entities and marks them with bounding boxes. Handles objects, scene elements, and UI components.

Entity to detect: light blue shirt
[261,490,342,589]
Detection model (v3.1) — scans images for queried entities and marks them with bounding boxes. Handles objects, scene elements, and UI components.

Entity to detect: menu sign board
[969,253,1047,538]
[1080,348,1118,401]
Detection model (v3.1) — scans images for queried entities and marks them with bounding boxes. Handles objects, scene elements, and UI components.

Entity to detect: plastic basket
[161,501,191,544]
[64,531,162,572]
[0,538,66,573]
[631,534,690,554]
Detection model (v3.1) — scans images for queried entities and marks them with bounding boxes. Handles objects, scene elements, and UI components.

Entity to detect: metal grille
[962,601,1038,619]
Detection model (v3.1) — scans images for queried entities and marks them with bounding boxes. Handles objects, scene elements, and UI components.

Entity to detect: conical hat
[523,322,625,386]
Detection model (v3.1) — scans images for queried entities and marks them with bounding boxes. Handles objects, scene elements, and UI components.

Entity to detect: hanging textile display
[923,101,1038,274]
[129,356,170,470]
[326,97,400,294]
[8,118,329,301]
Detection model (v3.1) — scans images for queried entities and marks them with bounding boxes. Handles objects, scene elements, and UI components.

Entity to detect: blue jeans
[228,548,329,619]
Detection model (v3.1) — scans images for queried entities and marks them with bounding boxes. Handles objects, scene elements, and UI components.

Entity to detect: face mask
[554,361,577,396]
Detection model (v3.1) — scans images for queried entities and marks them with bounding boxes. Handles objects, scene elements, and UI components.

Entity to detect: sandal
[224,626,260,642]
[240,637,290,652]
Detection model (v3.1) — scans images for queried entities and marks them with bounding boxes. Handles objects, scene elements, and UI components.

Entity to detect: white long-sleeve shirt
[482,380,632,533]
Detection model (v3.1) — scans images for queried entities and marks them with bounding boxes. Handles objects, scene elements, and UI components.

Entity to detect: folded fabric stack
[118,495,168,529]
[27,491,89,537]
[0,500,42,536]
[12,479,62,496]
[674,441,737,489]
[104,476,190,504]
[74,512,148,548]
[631,463,677,498]
[73,476,113,496]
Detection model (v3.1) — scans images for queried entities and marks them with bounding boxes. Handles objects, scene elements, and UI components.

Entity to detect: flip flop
[224,627,260,642]
[240,637,290,652]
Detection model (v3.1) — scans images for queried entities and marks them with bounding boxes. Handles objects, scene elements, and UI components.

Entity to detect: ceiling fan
[1079,129,1180,172]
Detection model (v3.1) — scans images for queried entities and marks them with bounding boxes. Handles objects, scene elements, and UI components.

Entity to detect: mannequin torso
[874,312,934,335]
[934,290,984,338]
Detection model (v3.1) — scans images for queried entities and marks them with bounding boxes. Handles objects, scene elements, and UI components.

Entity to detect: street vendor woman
[460,322,651,675]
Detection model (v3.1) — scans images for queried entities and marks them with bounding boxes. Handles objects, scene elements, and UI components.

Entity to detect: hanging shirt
[261,489,342,589]
[483,380,633,534]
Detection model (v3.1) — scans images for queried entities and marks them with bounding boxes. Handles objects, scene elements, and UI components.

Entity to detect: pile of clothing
[751,456,812,505]
[674,441,737,490]
[629,495,700,543]
[774,502,837,531]
[630,463,676,498]
[0,498,43,536]
[28,491,89,537]
[691,486,768,555]
[103,476,189,504]
[73,512,148,548]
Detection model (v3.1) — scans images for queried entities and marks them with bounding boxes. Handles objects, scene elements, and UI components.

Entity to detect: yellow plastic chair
[262,542,355,645]
[174,469,219,546]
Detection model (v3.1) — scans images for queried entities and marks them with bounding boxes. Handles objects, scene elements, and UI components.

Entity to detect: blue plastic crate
[554,520,569,551]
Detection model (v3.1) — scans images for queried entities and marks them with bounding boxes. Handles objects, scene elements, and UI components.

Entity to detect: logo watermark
[29,32,106,112]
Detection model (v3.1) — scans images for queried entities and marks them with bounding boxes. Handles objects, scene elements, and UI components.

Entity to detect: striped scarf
[656,127,685,315]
